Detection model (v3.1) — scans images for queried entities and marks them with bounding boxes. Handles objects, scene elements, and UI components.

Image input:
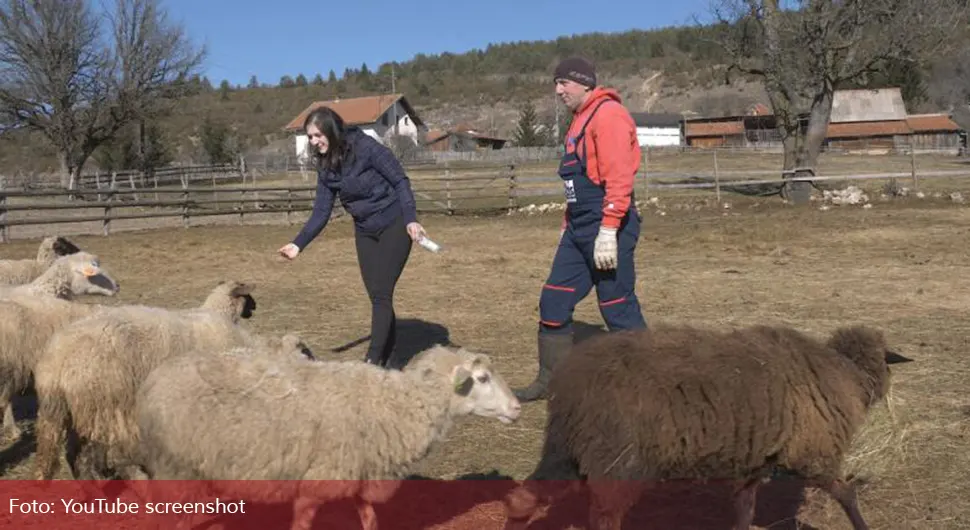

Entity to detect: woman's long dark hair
[303,106,355,172]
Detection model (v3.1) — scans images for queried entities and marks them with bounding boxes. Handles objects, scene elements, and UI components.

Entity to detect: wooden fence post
[286,188,292,225]
[0,179,7,243]
[103,179,116,236]
[641,147,649,202]
[181,177,189,228]
[507,164,517,214]
[445,161,453,214]
[911,142,919,190]
[713,148,721,203]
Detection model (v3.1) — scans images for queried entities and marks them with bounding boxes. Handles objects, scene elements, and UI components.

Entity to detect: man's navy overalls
[538,99,647,335]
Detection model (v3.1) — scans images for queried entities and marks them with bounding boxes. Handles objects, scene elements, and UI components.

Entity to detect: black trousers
[355,214,413,366]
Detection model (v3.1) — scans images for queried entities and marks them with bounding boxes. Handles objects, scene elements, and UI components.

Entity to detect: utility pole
[391,63,399,137]
[554,92,561,145]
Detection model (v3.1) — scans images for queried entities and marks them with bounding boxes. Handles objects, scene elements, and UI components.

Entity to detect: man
[513,56,648,402]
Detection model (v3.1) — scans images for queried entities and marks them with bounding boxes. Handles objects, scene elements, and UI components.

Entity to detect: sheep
[0,250,120,300]
[0,235,81,285]
[271,332,317,361]
[128,343,522,530]
[502,323,913,530]
[31,279,259,482]
[0,252,120,442]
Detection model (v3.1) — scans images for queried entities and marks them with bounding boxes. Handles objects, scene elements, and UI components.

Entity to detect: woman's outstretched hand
[278,243,300,260]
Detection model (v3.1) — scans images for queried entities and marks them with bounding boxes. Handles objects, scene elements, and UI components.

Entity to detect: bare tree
[0,0,204,189]
[709,0,968,202]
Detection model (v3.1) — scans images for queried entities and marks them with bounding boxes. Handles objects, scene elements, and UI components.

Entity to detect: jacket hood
[576,87,623,115]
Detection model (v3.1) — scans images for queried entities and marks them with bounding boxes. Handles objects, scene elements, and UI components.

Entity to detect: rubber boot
[513,331,573,402]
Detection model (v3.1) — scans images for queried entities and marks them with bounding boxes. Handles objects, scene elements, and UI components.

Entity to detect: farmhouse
[423,123,507,152]
[283,93,428,160]
[630,113,683,147]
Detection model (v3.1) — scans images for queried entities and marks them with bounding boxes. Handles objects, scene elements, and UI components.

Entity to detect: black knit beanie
[553,57,596,88]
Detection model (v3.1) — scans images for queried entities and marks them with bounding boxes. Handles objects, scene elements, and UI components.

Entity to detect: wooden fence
[2,160,970,243]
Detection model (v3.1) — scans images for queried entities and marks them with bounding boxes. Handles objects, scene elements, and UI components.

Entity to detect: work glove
[593,227,618,270]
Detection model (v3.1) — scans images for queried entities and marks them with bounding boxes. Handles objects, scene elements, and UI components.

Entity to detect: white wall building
[630,112,684,147]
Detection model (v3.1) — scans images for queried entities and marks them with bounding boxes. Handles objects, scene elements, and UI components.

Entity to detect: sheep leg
[813,479,869,530]
[1,400,21,442]
[72,437,112,480]
[291,496,321,530]
[731,478,762,530]
[354,497,379,530]
[587,480,642,530]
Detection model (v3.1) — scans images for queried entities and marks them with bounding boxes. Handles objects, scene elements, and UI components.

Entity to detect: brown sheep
[503,323,913,530]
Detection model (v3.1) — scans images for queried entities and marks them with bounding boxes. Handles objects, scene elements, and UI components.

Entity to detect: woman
[278,106,427,367]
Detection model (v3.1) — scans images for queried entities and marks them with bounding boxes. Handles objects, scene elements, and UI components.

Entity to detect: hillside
[1,23,967,176]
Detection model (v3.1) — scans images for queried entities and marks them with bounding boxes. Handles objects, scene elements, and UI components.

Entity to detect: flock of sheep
[0,234,913,530]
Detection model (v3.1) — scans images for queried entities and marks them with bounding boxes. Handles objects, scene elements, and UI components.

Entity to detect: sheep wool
[0,253,119,442]
[505,322,912,530]
[0,296,104,442]
[32,280,258,481]
[131,344,520,530]
[0,251,119,300]
[0,236,81,286]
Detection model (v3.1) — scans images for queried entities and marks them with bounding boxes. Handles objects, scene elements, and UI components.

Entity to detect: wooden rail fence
[2,161,970,243]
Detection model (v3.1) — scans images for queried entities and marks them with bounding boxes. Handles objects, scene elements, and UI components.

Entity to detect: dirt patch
[1,197,969,529]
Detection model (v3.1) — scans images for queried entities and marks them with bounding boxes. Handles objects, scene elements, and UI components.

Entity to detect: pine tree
[512,102,544,147]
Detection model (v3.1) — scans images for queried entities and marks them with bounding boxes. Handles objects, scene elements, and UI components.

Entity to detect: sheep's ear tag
[81,264,98,277]
[453,367,473,396]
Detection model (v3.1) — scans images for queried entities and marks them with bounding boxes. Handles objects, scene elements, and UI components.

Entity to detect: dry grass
[1,191,970,529]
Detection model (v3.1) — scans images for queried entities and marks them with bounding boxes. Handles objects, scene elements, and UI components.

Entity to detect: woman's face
[306,124,329,154]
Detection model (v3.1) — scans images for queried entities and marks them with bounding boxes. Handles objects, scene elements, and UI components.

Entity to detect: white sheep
[0,252,121,442]
[0,251,120,300]
[0,236,81,285]
[32,280,260,481]
[128,343,521,530]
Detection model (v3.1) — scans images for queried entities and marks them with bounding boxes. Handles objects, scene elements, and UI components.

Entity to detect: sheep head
[54,252,120,299]
[827,325,913,402]
[278,333,316,361]
[202,280,257,322]
[407,344,521,424]
[36,235,81,263]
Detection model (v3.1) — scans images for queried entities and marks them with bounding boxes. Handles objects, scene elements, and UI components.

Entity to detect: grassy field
[1,190,969,529]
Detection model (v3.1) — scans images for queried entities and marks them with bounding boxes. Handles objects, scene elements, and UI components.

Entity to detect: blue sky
[162,0,713,87]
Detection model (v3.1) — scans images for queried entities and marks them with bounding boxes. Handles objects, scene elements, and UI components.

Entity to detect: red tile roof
[905,113,962,132]
[685,120,745,137]
[283,94,420,131]
[825,120,912,138]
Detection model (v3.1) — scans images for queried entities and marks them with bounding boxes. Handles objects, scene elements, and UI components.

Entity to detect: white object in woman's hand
[278,243,300,260]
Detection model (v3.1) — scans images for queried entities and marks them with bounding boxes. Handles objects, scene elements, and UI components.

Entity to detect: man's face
[555,78,589,111]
